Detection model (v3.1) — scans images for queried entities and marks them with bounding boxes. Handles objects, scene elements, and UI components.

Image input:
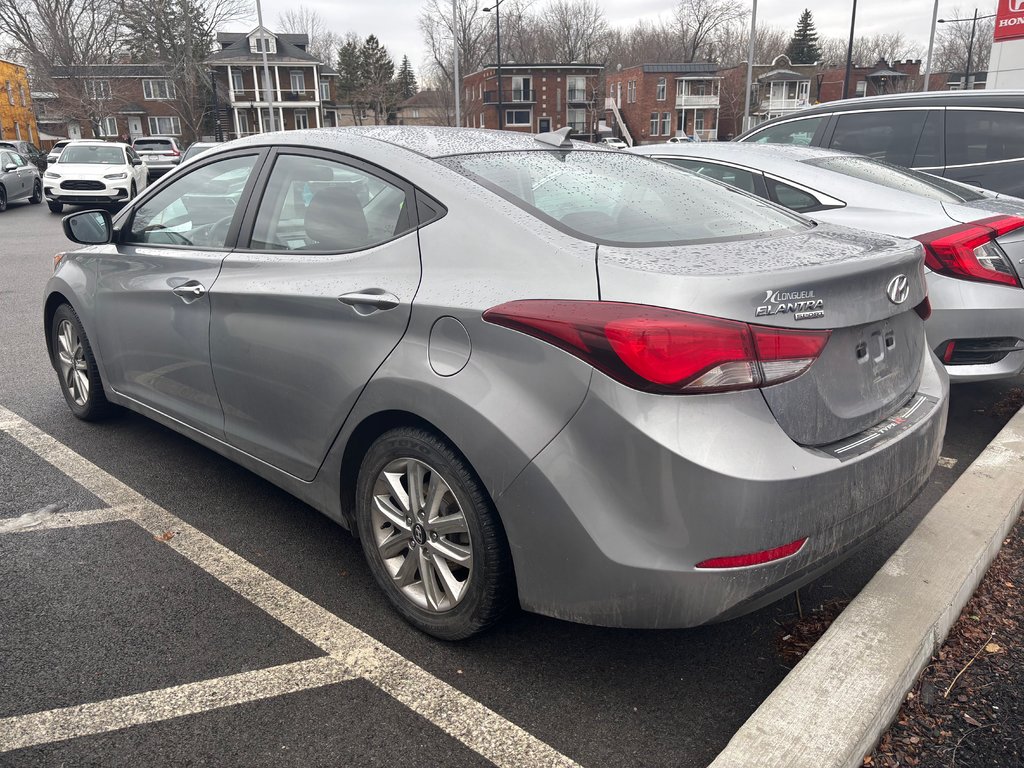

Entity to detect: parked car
[735,90,1024,197]
[599,137,628,149]
[43,141,148,213]
[46,126,947,639]
[666,135,696,144]
[0,140,48,172]
[46,139,73,166]
[631,141,1024,383]
[0,147,42,210]
[132,136,184,178]
[180,141,220,164]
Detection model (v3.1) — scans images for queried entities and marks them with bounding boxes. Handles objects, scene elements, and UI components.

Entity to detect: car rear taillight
[915,216,1024,288]
[483,300,831,394]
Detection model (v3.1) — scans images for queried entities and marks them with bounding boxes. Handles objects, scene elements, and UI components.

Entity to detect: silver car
[0,147,42,210]
[46,127,948,639]
[631,142,1024,382]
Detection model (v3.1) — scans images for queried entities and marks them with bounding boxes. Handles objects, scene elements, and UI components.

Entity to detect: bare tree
[931,10,994,80]
[676,0,748,62]
[713,21,790,67]
[539,0,608,62]
[0,0,122,70]
[277,5,341,69]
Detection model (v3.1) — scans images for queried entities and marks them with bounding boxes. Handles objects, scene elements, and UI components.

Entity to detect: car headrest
[304,186,369,250]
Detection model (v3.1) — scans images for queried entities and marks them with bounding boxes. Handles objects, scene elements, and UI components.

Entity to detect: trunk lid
[597,222,929,446]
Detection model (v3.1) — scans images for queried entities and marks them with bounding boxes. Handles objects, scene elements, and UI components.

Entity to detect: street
[1,198,1020,767]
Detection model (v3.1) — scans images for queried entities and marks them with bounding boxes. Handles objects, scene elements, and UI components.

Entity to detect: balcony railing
[229,88,319,103]
[566,89,590,102]
[567,121,590,134]
[760,97,808,112]
[675,94,721,108]
[483,89,536,104]
[282,88,318,101]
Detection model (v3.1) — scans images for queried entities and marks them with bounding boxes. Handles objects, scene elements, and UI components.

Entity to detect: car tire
[0,186,7,212]
[29,180,42,204]
[50,304,116,421]
[355,427,514,640]
[47,200,63,214]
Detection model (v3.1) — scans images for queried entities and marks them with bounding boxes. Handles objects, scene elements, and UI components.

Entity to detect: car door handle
[172,281,206,301]
[338,291,400,311]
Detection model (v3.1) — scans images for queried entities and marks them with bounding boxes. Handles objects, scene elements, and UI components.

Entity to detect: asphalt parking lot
[1,198,1021,767]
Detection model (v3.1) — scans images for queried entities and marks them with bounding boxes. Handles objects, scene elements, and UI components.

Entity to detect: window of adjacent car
[803,155,987,203]
[746,116,825,146]
[659,157,760,194]
[764,178,822,212]
[945,109,1024,166]
[828,110,928,167]
[126,154,257,248]
[4,151,26,168]
[247,154,411,252]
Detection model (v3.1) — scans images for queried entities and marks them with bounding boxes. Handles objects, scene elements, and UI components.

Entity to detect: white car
[599,137,628,149]
[43,141,148,213]
[45,139,73,166]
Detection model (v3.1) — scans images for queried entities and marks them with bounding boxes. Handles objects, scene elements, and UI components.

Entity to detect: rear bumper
[497,350,948,628]
[927,272,1024,382]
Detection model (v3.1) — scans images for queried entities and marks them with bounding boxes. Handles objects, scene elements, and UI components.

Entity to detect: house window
[627,80,636,103]
[567,107,586,131]
[290,71,305,93]
[608,82,614,98]
[18,84,25,106]
[479,112,485,128]
[237,111,250,134]
[695,82,706,97]
[661,112,671,135]
[320,81,330,101]
[147,116,181,135]
[505,109,531,126]
[232,71,244,93]
[98,116,118,137]
[855,81,867,97]
[410,108,420,119]
[656,77,666,101]
[5,80,11,105]
[86,80,111,100]
[567,76,587,101]
[511,76,532,101]
[294,109,309,129]
[143,79,175,100]
[695,113,705,132]
[650,112,659,135]
[252,36,276,54]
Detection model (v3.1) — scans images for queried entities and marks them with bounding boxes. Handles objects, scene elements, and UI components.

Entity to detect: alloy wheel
[56,319,90,406]
[370,457,473,613]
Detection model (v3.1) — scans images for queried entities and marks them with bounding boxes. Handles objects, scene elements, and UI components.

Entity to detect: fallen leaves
[153,530,175,542]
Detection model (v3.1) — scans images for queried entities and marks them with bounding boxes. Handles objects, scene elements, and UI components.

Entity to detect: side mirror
[63,210,113,245]
[2,163,16,172]
[132,157,143,166]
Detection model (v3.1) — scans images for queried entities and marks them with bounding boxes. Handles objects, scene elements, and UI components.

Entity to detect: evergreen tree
[360,35,396,124]
[395,55,418,100]
[337,36,366,124]
[785,9,821,65]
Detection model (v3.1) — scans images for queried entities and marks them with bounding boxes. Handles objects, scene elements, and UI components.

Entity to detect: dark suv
[736,90,1024,197]
[0,140,47,173]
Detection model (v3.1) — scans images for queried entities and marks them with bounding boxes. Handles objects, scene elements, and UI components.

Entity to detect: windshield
[59,146,126,165]
[803,155,989,203]
[438,150,806,246]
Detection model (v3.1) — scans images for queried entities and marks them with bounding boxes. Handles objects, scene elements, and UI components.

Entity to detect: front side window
[143,79,176,100]
[5,151,26,168]
[946,109,1024,166]
[439,150,805,246]
[147,116,181,135]
[746,116,825,146]
[248,154,410,252]
[127,155,257,247]
[828,109,929,166]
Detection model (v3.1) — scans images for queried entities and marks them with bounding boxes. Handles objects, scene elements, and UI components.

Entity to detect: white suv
[43,141,148,213]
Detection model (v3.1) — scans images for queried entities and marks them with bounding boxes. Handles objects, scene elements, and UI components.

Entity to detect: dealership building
[988,0,1024,87]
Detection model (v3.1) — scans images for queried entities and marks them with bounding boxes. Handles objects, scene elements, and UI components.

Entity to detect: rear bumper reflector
[695,538,807,569]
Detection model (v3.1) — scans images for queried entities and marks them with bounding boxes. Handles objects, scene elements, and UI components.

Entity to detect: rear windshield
[59,145,126,165]
[437,150,806,246]
[134,139,173,150]
[803,155,989,203]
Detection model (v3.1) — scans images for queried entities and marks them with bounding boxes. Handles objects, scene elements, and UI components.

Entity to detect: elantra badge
[886,275,910,305]
[755,288,825,321]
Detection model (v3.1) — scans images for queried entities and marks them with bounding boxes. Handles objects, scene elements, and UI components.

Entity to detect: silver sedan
[631,142,1024,382]
[46,127,947,638]
[0,148,42,211]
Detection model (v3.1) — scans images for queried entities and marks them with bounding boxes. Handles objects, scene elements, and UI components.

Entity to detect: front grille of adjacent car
[61,180,105,190]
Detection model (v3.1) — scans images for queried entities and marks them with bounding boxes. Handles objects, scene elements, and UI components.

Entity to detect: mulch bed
[775,515,1023,767]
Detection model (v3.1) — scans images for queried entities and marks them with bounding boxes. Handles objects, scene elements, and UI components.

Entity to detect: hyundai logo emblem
[886,275,910,305]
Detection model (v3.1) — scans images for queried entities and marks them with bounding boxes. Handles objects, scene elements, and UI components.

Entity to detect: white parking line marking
[0,657,356,753]
[0,506,131,535]
[0,407,580,768]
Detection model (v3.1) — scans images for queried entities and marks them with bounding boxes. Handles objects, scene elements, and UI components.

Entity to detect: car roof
[632,142,850,166]
[737,88,1024,138]
[229,126,612,159]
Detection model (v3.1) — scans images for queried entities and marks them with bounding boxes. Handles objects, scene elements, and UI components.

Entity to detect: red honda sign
[995,0,1024,41]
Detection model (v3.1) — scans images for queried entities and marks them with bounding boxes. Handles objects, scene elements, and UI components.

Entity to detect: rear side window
[765,178,821,212]
[828,110,928,166]
[745,116,825,146]
[946,109,1024,166]
[439,150,805,246]
[659,157,761,195]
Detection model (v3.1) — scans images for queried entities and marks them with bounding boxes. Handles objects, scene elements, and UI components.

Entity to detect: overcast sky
[246,0,994,74]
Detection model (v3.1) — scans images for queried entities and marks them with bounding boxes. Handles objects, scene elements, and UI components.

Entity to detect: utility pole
[841,0,858,99]
[924,0,940,90]
[255,0,275,132]
[483,0,505,129]
[742,0,757,133]
[453,0,461,126]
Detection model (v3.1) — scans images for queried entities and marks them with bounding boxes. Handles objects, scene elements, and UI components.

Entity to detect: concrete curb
[709,406,1024,768]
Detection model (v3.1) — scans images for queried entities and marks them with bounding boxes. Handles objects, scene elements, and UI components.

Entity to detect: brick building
[208,28,341,138]
[44,64,200,142]
[396,90,446,126]
[0,59,40,143]
[718,55,821,137]
[816,59,923,102]
[604,63,721,145]
[462,64,603,140]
